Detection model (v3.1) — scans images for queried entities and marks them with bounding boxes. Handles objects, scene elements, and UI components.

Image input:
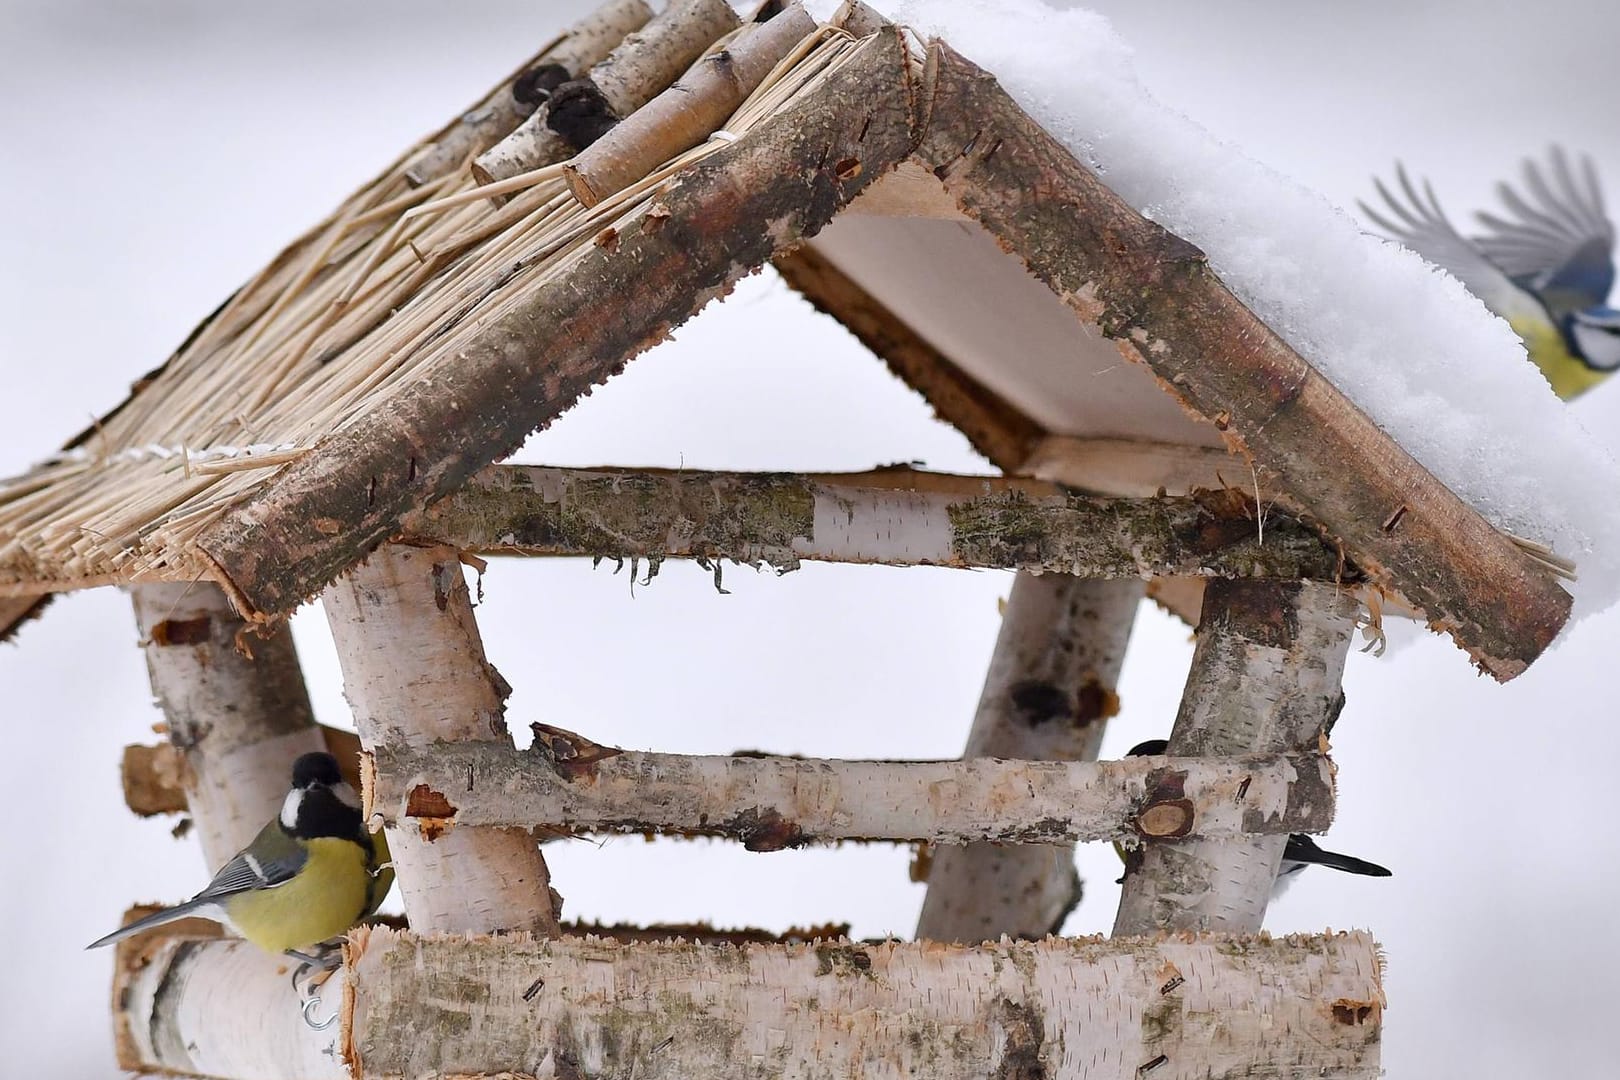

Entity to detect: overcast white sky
[1,1,1617,1076]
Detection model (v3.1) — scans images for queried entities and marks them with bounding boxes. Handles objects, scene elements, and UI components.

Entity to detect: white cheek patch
[280,788,304,830]
[332,782,362,810]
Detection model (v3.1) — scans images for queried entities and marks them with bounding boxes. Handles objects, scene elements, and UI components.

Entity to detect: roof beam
[401,464,1351,580]
[192,29,922,620]
[912,42,1570,679]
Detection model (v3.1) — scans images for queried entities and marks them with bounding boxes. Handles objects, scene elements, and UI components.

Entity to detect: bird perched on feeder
[88,752,393,958]
[1361,146,1619,400]
[1120,740,1390,893]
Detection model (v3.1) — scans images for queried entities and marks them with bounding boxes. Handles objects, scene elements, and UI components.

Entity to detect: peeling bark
[912,42,1569,678]
[130,582,325,868]
[402,464,1352,582]
[323,544,559,935]
[918,574,1140,943]
[1113,580,1356,936]
[368,728,1333,845]
[195,30,918,618]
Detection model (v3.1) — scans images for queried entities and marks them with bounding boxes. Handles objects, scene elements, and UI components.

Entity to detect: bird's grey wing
[192,824,307,902]
[1472,147,1615,318]
[1359,163,1548,327]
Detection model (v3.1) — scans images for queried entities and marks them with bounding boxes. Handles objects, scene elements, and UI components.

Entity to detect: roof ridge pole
[130,582,328,870]
[323,543,560,935]
[916,573,1140,942]
[1113,579,1356,936]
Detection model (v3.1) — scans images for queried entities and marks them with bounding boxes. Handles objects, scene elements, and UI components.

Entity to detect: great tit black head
[90,750,391,956]
[281,751,365,841]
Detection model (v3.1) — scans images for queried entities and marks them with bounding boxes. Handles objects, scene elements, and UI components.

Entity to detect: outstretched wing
[1472,147,1615,320]
[1359,163,1549,328]
[191,820,308,903]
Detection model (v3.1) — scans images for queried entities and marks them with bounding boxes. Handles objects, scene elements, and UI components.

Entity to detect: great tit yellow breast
[222,837,373,954]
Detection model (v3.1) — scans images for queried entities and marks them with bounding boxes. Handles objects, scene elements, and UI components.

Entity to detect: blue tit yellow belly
[1511,317,1608,400]
[224,837,374,954]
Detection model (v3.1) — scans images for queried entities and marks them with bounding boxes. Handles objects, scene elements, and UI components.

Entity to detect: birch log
[368,728,1333,846]
[347,927,1381,1078]
[403,0,653,185]
[323,543,559,934]
[402,464,1350,581]
[131,582,326,868]
[473,0,741,183]
[917,574,1140,943]
[1113,580,1357,936]
[563,4,818,206]
[115,934,348,1079]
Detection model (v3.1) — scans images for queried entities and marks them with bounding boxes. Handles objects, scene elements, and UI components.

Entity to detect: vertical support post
[323,544,560,935]
[131,582,326,869]
[1112,579,1355,936]
[917,574,1141,942]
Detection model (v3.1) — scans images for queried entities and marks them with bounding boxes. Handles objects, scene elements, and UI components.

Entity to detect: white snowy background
[2,1,1616,1075]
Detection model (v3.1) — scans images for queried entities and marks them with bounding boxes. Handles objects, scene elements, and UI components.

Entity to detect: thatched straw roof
[0,0,1571,677]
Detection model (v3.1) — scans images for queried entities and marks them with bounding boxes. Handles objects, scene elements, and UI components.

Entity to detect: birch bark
[917,573,1140,942]
[1113,579,1356,935]
[323,543,559,934]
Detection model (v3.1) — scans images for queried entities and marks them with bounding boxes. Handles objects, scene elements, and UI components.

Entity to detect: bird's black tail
[1284,834,1391,877]
[86,899,217,950]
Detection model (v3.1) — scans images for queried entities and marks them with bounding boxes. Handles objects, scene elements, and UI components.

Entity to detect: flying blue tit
[89,752,393,956]
[1361,146,1620,399]
[1120,740,1390,893]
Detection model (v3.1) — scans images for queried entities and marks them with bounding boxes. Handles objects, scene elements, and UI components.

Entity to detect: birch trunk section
[1113,580,1357,936]
[130,582,325,868]
[347,927,1382,1078]
[402,464,1347,582]
[367,729,1333,845]
[323,543,559,935]
[111,927,1381,1079]
[918,574,1140,943]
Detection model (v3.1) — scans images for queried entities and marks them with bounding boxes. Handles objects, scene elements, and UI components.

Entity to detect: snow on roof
[826,0,1620,627]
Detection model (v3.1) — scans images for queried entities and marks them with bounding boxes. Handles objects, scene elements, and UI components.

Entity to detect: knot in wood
[1136,799,1194,839]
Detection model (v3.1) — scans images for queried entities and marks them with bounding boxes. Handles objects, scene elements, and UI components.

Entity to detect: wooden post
[917,573,1140,942]
[1113,580,1356,936]
[323,544,559,934]
[131,582,325,868]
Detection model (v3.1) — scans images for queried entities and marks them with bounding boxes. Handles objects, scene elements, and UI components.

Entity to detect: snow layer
[810,0,1620,625]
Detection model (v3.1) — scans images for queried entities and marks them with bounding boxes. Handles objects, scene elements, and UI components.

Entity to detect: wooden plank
[366,727,1335,845]
[401,464,1351,581]
[772,243,1040,470]
[913,42,1570,679]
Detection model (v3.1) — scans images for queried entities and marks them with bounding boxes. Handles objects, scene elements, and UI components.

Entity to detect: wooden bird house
[0,2,1579,1076]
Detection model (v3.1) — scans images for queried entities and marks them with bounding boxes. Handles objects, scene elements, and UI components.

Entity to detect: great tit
[1361,147,1619,400]
[89,752,393,956]
[1119,740,1390,893]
